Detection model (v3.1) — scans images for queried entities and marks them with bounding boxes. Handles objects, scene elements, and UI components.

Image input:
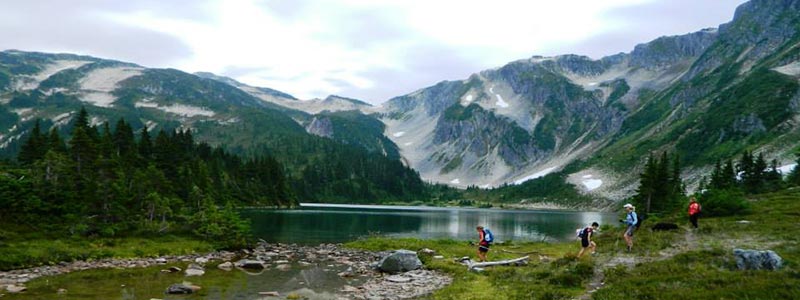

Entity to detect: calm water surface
[243,204,618,244]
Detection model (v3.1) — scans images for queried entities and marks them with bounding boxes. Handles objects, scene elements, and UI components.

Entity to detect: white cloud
[94,0,741,103]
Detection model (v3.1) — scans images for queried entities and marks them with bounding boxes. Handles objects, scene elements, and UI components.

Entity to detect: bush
[699,189,750,217]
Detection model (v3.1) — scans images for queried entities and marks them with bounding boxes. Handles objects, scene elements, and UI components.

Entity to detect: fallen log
[465,256,529,271]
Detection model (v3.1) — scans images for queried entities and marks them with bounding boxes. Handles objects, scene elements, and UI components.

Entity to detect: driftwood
[465,256,530,271]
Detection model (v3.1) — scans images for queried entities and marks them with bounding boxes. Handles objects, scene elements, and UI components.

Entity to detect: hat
[623,203,633,209]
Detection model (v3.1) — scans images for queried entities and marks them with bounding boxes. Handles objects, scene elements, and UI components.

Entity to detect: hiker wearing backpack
[688,196,701,229]
[621,203,637,252]
[577,222,599,258]
[476,226,493,262]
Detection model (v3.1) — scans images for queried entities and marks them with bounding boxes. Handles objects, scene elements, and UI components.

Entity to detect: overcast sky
[0,0,747,103]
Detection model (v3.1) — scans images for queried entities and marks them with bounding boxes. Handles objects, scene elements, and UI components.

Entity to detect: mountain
[0,50,426,203]
[195,72,372,115]
[377,0,800,199]
[1,0,798,206]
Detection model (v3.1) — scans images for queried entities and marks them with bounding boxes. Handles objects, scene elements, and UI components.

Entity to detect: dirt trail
[575,228,698,300]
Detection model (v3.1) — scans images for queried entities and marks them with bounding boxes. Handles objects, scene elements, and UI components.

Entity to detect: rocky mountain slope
[375,0,800,198]
[1,0,798,204]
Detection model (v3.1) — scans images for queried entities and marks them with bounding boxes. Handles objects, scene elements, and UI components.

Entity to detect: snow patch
[450,178,460,184]
[514,167,556,184]
[51,112,72,123]
[15,60,92,90]
[582,174,593,179]
[136,102,215,117]
[461,94,474,106]
[772,61,800,76]
[778,163,797,175]
[403,142,413,146]
[0,134,23,149]
[582,179,603,191]
[82,92,116,107]
[134,101,159,108]
[8,125,16,133]
[393,131,406,137]
[489,85,509,108]
[145,120,158,132]
[78,67,143,107]
[158,104,215,117]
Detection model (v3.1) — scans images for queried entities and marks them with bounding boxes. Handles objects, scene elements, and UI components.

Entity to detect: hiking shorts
[625,225,635,237]
[478,243,490,253]
[581,238,591,248]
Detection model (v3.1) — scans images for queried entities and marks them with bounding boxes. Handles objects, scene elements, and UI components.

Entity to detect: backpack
[483,228,494,243]
[632,212,645,229]
[577,227,590,239]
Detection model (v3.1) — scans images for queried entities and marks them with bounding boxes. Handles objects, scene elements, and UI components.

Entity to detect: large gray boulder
[377,250,422,274]
[733,249,783,270]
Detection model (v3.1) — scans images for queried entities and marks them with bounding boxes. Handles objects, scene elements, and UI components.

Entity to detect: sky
[0,0,747,104]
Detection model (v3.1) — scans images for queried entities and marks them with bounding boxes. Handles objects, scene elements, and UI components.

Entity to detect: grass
[348,188,800,300]
[0,229,215,271]
[347,238,593,300]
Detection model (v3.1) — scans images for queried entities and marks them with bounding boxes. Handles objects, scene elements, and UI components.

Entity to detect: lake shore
[1,241,452,299]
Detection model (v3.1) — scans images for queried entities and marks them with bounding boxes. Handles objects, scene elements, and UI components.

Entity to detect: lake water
[243,204,619,244]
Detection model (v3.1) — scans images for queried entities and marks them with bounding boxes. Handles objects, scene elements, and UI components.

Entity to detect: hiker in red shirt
[688,196,701,229]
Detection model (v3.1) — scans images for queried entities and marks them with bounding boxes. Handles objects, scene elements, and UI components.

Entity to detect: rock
[385,275,412,283]
[165,283,200,294]
[155,258,167,264]
[341,285,360,293]
[217,261,233,271]
[276,264,292,271]
[162,266,182,273]
[337,267,354,277]
[185,263,205,276]
[377,250,422,274]
[5,285,27,293]
[417,248,436,256]
[736,220,752,224]
[286,292,302,300]
[235,259,266,269]
[275,260,290,264]
[734,249,783,270]
[57,288,67,294]
[259,291,280,297]
[433,255,444,259]
[194,257,209,264]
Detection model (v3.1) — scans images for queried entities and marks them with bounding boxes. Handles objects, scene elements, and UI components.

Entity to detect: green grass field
[348,188,800,300]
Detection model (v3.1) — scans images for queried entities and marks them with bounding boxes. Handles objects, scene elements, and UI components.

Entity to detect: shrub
[699,188,750,217]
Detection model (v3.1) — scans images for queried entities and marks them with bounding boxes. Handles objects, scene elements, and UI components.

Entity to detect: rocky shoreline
[0,241,452,299]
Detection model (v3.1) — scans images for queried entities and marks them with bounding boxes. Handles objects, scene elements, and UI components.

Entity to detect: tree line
[0,108,294,247]
[632,150,800,217]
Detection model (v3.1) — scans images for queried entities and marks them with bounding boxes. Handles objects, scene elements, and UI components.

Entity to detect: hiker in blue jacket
[621,203,638,252]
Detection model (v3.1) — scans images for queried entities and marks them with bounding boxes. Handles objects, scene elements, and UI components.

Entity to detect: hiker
[476,226,492,262]
[688,196,701,229]
[577,222,599,258]
[621,203,637,252]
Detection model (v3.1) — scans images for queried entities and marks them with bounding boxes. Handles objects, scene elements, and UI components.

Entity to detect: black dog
[651,222,679,231]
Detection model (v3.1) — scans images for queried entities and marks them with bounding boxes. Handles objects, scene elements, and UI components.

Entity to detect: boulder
[5,285,27,293]
[276,264,292,271]
[165,283,200,294]
[217,261,233,271]
[185,264,205,276]
[734,249,783,270]
[155,258,167,264]
[417,248,436,256]
[377,250,422,274]
[235,259,266,269]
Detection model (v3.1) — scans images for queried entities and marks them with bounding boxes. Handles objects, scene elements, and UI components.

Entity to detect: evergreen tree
[19,119,47,165]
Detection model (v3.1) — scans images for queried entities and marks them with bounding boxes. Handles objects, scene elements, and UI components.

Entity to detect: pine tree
[138,127,153,161]
[19,119,47,165]
[48,128,67,153]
